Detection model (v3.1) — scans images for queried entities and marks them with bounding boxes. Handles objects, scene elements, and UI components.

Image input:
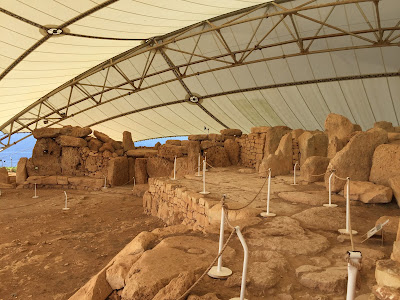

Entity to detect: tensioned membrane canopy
[0,0,399,148]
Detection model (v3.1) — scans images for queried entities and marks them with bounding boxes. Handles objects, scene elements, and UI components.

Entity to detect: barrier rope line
[223,178,268,211]
[176,227,236,300]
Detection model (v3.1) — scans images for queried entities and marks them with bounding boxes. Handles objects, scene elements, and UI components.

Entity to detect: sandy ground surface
[0,186,164,300]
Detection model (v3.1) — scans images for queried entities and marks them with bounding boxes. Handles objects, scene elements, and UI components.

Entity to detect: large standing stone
[27,138,61,176]
[0,167,9,184]
[370,144,400,186]
[135,158,148,184]
[122,131,135,152]
[187,141,200,174]
[188,134,208,141]
[389,176,400,207]
[327,136,346,159]
[32,127,61,139]
[108,157,129,186]
[301,156,330,182]
[298,132,328,166]
[324,113,358,142]
[16,157,28,184]
[158,144,187,160]
[205,146,231,167]
[259,132,292,177]
[61,147,84,176]
[324,128,388,192]
[56,135,87,147]
[263,126,292,158]
[224,139,240,165]
[146,157,174,178]
[93,130,114,143]
[343,181,393,204]
[128,157,135,184]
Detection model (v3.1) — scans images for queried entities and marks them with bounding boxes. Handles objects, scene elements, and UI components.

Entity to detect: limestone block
[301,156,330,182]
[69,266,112,300]
[165,139,182,146]
[325,128,388,192]
[122,131,135,152]
[0,167,9,184]
[158,144,187,160]
[146,157,173,178]
[324,113,358,142]
[188,134,208,141]
[108,156,129,186]
[370,144,400,186]
[392,241,400,263]
[93,130,114,143]
[263,126,292,158]
[205,146,231,167]
[61,147,84,176]
[32,127,61,139]
[99,142,114,153]
[375,259,400,289]
[27,139,62,176]
[372,285,400,300]
[152,271,196,300]
[187,141,200,174]
[298,131,328,166]
[128,157,135,184]
[126,149,158,158]
[68,177,104,189]
[61,126,92,138]
[135,158,148,184]
[343,181,393,203]
[55,135,87,147]
[16,157,28,185]
[220,128,242,136]
[88,138,103,152]
[375,121,395,132]
[207,134,224,142]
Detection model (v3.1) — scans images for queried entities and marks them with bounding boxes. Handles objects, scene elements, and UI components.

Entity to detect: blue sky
[0,133,188,167]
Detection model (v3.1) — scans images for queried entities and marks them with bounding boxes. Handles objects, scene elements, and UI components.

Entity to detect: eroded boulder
[224,139,240,165]
[370,144,400,186]
[205,146,231,167]
[32,127,61,139]
[325,128,388,192]
[298,132,328,166]
[344,181,393,204]
[301,156,330,182]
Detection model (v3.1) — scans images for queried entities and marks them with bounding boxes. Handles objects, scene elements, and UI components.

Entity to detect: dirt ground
[0,186,164,300]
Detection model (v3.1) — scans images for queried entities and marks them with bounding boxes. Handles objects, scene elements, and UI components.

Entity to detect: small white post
[291,162,298,185]
[261,168,276,217]
[208,195,232,279]
[346,251,362,300]
[195,153,202,177]
[199,160,210,195]
[339,177,358,235]
[62,191,70,211]
[204,152,208,172]
[323,171,338,207]
[32,183,39,199]
[103,175,107,189]
[171,156,177,180]
[230,226,249,300]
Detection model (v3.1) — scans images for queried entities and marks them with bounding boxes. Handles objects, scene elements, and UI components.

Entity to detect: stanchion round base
[199,191,210,195]
[338,229,358,235]
[32,196,39,199]
[260,212,276,217]
[323,203,338,207]
[102,187,108,190]
[195,174,202,177]
[291,183,298,186]
[207,266,232,279]
[170,178,177,181]
[62,208,70,211]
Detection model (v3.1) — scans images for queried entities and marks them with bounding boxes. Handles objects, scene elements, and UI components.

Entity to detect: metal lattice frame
[0,0,399,150]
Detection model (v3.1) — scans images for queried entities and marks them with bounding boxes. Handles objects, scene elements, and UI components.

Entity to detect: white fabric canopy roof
[0,0,399,148]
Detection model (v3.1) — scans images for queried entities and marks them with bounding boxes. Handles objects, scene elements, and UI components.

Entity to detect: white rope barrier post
[32,183,39,199]
[260,168,276,217]
[230,226,249,300]
[62,191,70,211]
[346,251,362,300]
[291,162,299,185]
[195,153,202,177]
[199,160,210,195]
[171,156,177,180]
[339,177,358,235]
[103,175,107,189]
[204,152,208,172]
[323,171,338,207]
[208,195,232,279]
[132,177,136,192]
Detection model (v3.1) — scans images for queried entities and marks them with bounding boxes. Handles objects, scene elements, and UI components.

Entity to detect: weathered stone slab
[344,181,393,204]
[56,135,87,147]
